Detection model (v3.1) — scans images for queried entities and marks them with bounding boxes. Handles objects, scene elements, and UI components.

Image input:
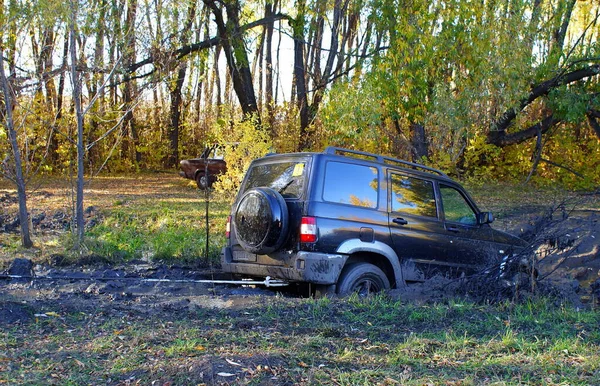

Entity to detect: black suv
[221,147,527,295]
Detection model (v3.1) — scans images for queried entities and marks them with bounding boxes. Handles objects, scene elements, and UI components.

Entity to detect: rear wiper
[278,179,294,194]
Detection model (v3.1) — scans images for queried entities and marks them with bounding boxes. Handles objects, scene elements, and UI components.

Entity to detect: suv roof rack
[324,146,449,178]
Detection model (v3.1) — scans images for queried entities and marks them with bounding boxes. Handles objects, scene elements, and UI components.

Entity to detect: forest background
[0,0,599,249]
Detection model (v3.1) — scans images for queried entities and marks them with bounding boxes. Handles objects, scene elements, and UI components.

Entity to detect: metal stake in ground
[204,149,210,265]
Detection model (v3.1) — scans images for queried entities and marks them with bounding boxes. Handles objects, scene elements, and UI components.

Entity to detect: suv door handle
[446,226,460,233]
[393,217,408,225]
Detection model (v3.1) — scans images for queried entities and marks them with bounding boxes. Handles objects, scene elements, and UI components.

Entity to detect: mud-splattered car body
[221,147,527,295]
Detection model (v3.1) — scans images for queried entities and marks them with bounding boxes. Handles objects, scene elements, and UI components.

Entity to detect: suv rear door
[387,172,454,280]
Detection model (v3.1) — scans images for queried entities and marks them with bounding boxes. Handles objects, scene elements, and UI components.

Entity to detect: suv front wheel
[337,263,390,296]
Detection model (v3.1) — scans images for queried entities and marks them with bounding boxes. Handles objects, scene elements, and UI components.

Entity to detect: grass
[1,296,599,385]
[0,174,598,267]
[85,197,229,264]
[1,174,599,383]
[0,173,230,267]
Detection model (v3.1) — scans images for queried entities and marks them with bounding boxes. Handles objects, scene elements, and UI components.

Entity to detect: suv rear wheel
[336,263,390,296]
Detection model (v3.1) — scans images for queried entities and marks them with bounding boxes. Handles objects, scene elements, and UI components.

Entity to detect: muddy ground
[1,204,599,328]
[1,183,599,328]
[0,263,281,326]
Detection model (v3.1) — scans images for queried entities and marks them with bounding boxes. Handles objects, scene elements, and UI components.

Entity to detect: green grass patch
[85,198,229,264]
[0,174,231,266]
[4,297,599,384]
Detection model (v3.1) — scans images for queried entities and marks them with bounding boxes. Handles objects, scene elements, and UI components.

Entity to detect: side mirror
[479,212,494,224]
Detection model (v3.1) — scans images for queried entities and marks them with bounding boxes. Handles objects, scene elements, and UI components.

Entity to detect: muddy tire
[234,187,289,255]
[336,263,390,296]
[195,173,209,189]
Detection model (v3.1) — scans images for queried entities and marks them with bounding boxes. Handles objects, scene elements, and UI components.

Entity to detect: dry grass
[0,173,229,266]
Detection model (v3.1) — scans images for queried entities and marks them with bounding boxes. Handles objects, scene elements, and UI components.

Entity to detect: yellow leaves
[211,115,272,196]
[297,361,309,368]
[34,311,61,322]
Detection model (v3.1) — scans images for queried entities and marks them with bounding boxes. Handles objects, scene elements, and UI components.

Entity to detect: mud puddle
[0,262,284,326]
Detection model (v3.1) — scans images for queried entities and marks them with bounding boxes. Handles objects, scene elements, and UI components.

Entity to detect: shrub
[212,115,272,197]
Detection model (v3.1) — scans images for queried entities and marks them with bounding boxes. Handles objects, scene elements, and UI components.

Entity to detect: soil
[0,262,282,327]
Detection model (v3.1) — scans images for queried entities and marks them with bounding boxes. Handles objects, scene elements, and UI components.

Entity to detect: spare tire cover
[234,187,289,254]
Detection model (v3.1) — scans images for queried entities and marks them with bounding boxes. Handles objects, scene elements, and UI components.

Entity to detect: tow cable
[0,274,289,287]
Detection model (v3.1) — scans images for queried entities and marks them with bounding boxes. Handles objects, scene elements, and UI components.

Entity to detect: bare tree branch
[125,13,290,74]
[489,114,560,147]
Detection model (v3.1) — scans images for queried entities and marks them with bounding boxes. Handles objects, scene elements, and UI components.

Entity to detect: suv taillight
[300,216,317,243]
[226,215,231,238]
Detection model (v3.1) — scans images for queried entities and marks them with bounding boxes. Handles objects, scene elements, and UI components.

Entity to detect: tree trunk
[42,28,59,165]
[551,0,576,58]
[122,0,140,165]
[88,0,106,169]
[587,111,600,139]
[410,123,429,162]
[109,0,119,107]
[253,26,265,113]
[48,30,68,166]
[211,45,222,118]
[293,0,310,150]
[122,79,139,163]
[0,50,33,248]
[204,0,259,119]
[265,1,276,131]
[194,10,209,129]
[55,27,69,139]
[167,63,187,167]
[166,0,196,168]
[6,0,17,79]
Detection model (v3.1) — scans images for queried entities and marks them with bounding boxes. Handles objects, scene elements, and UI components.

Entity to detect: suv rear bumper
[221,247,345,285]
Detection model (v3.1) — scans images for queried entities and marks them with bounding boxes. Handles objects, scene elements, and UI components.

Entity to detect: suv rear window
[242,161,306,198]
[323,161,378,208]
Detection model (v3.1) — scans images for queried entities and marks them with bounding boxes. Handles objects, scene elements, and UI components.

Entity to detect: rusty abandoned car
[221,147,528,296]
[179,145,227,189]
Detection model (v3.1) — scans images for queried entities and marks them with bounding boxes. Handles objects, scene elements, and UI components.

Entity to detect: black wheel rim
[352,277,381,296]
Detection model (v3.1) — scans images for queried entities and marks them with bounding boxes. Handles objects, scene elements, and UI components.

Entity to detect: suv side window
[323,161,378,208]
[440,185,477,225]
[390,174,437,217]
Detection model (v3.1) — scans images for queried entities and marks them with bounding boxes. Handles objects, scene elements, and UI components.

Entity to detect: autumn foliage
[0,0,599,195]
